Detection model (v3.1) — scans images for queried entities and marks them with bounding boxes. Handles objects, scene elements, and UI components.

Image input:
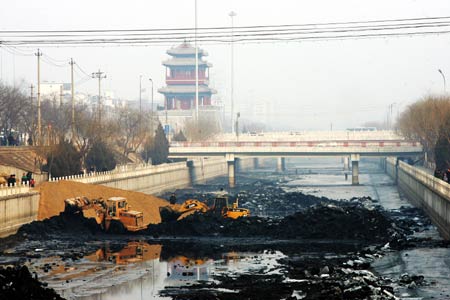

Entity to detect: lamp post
[149,78,154,135]
[194,0,199,122]
[235,112,240,140]
[229,11,237,133]
[438,69,446,93]
[139,75,142,113]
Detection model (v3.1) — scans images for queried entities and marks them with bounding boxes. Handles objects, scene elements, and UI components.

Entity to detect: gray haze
[1,0,450,130]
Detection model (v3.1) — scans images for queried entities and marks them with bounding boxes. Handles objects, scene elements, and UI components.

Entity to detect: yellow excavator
[159,195,250,222]
[64,196,147,233]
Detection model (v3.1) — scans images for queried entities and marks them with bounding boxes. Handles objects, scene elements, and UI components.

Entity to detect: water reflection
[33,241,284,300]
[166,256,212,283]
[91,242,161,265]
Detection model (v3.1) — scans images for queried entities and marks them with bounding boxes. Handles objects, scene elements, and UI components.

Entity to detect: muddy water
[27,241,286,300]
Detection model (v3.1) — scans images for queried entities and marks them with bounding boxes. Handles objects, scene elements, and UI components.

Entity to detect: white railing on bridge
[171,140,419,148]
[212,130,403,142]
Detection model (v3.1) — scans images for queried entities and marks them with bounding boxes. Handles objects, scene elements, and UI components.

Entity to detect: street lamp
[149,78,154,134]
[438,69,446,93]
[139,75,143,113]
[194,0,199,122]
[229,11,237,133]
[235,112,240,140]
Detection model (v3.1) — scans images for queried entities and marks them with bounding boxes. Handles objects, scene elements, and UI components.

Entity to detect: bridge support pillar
[235,158,242,173]
[186,160,195,186]
[351,154,360,185]
[253,158,259,169]
[343,156,350,170]
[276,157,286,172]
[226,154,236,188]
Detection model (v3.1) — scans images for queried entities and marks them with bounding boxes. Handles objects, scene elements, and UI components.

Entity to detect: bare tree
[184,115,221,141]
[398,95,450,163]
[0,81,31,143]
[115,107,149,157]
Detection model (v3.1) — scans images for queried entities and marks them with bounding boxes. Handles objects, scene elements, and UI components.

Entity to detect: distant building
[40,82,71,101]
[158,42,221,133]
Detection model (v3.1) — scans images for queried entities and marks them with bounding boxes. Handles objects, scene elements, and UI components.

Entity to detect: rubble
[0,265,64,300]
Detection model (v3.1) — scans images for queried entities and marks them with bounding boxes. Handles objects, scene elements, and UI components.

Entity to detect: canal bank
[1,157,449,300]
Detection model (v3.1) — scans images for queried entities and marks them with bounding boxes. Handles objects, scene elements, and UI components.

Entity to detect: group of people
[434,168,450,183]
[7,172,35,187]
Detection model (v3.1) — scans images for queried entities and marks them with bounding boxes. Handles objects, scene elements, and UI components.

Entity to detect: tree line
[397,95,450,173]
[0,81,169,177]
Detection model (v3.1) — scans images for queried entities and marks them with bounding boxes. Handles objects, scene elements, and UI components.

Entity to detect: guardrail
[0,183,32,197]
[171,140,419,148]
[48,162,187,185]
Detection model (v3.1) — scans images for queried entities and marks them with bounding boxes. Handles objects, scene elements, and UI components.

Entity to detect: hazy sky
[1,0,450,130]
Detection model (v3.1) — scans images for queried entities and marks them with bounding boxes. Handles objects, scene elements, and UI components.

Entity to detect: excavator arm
[159,199,209,223]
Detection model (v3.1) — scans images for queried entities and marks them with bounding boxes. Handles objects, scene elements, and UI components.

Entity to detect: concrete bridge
[169,131,423,187]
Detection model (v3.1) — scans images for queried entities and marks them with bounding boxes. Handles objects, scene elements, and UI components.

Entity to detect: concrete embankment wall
[0,191,39,237]
[385,157,450,239]
[83,158,231,195]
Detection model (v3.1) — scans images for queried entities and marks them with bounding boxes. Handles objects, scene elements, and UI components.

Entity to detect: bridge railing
[170,140,419,148]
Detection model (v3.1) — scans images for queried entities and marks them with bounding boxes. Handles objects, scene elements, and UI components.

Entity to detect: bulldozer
[64,196,146,233]
[159,194,250,223]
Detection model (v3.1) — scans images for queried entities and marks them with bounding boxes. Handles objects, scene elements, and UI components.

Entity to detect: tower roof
[162,58,212,67]
[167,42,208,57]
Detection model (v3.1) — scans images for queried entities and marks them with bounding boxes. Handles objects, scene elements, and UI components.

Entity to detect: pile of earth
[148,201,394,242]
[38,180,168,224]
[160,179,375,218]
[17,211,103,238]
[0,265,64,300]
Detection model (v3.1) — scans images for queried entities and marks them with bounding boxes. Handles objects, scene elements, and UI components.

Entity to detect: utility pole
[59,85,63,108]
[69,58,75,140]
[92,70,106,124]
[30,84,34,145]
[194,0,199,123]
[229,11,237,133]
[35,49,42,146]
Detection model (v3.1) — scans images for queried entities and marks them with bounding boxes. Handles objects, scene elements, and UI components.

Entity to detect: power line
[4,19,450,39]
[2,15,450,34]
[2,16,450,46]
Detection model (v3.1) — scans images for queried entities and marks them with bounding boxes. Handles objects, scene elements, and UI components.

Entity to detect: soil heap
[148,201,394,242]
[38,180,168,224]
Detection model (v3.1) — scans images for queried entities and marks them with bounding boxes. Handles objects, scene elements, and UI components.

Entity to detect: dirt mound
[0,265,64,300]
[38,180,169,224]
[274,203,393,240]
[19,211,102,238]
[147,201,394,242]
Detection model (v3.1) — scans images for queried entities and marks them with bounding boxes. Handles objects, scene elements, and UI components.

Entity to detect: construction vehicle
[159,194,250,223]
[64,196,146,233]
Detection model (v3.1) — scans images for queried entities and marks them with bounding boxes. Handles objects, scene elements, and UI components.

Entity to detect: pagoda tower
[158,42,216,111]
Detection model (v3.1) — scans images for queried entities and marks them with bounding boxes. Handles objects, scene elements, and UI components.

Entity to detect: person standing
[21,173,28,185]
[7,174,16,187]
